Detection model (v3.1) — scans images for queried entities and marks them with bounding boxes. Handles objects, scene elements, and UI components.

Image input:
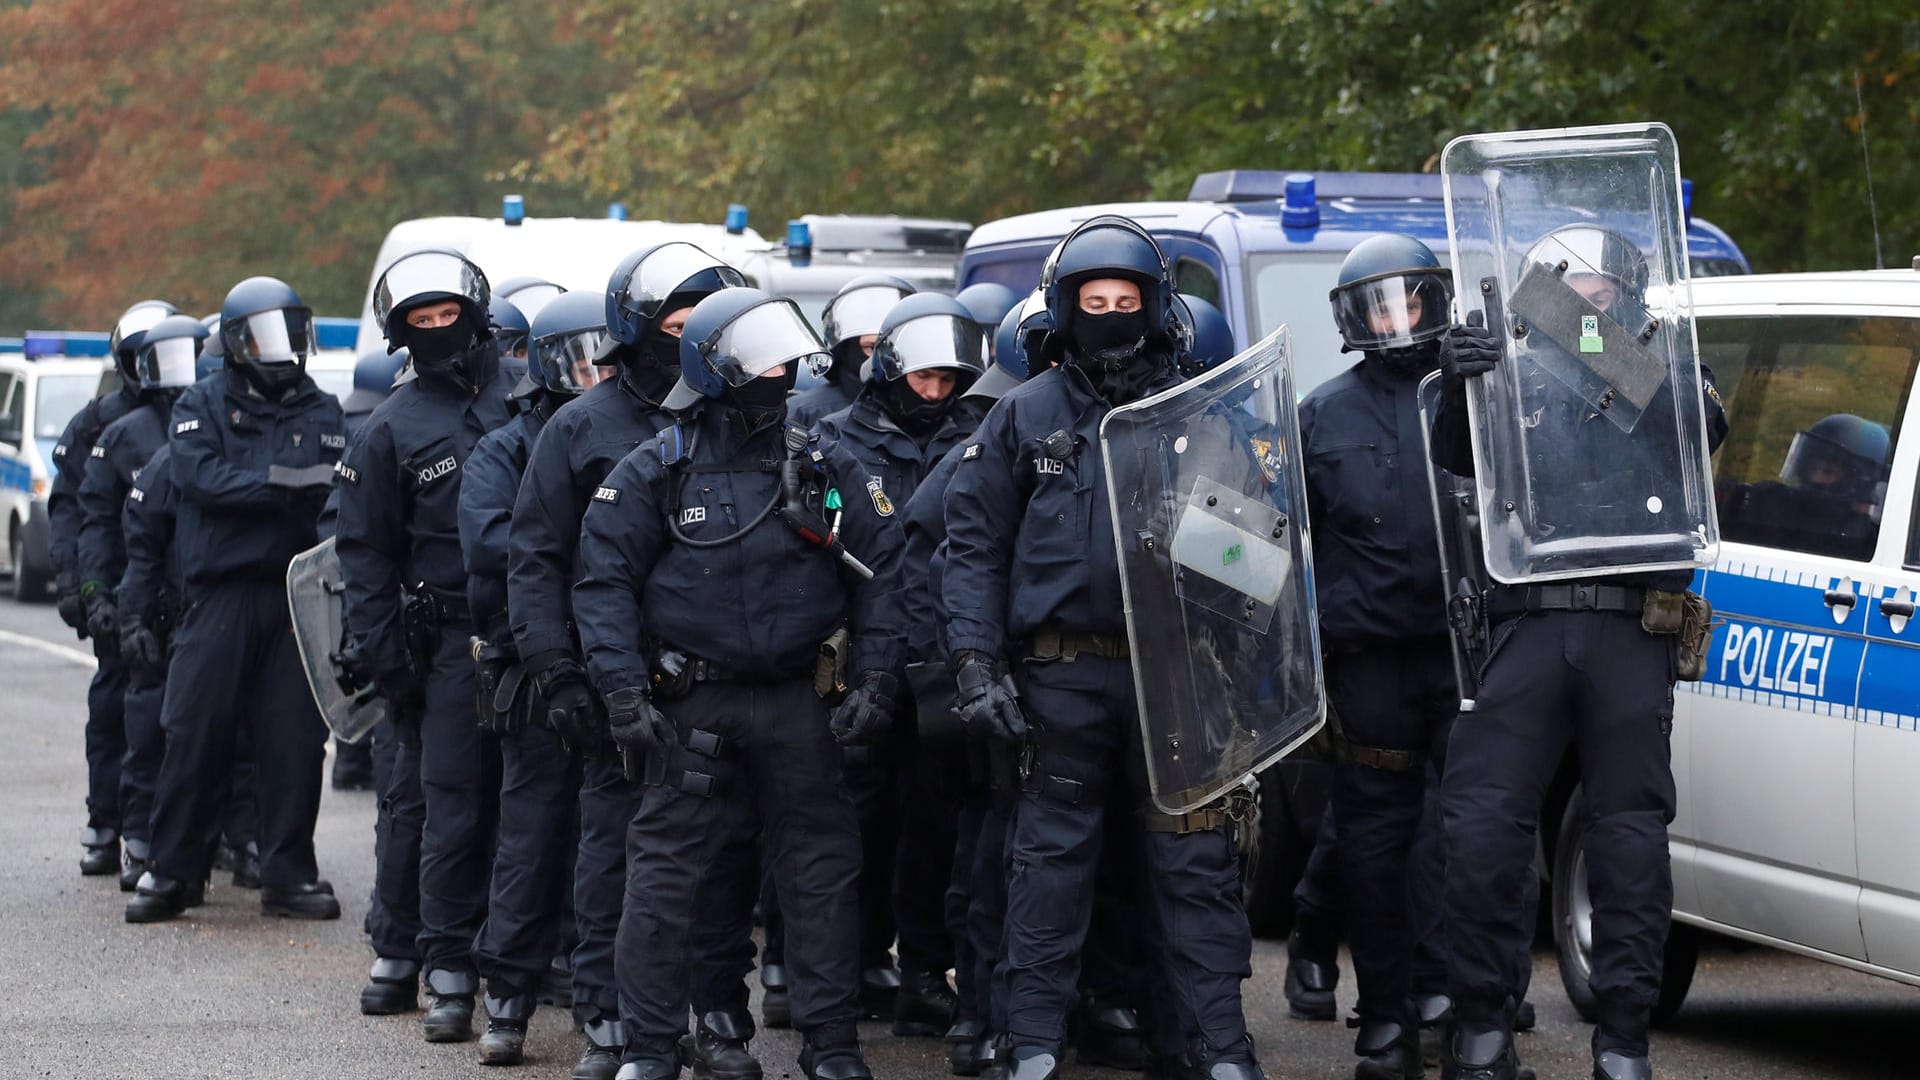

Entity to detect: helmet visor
[113,302,175,357]
[137,335,203,389]
[700,299,827,387]
[374,251,488,327]
[502,282,562,322]
[825,285,908,345]
[616,244,746,321]
[883,313,987,378]
[1330,271,1452,350]
[534,328,613,393]
[1782,430,1887,501]
[229,308,314,365]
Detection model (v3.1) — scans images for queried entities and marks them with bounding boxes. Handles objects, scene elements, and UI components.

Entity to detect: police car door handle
[1822,584,1857,610]
[1879,595,1914,619]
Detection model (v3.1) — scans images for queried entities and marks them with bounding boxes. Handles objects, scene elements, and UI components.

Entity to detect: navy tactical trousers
[475,723,578,996]
[416,622,500,976]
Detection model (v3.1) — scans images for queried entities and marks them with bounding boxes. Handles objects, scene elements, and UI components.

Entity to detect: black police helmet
[821,273,917,351]
[372,249,491,353]
[1039,215,1176,346]
[529,290,616,397]
[869,293,985,388]
[600,242,746,362]
[109,300,180,383]
[1328,234,1452,352]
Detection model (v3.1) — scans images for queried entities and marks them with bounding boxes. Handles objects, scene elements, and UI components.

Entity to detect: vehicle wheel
[9,523,36,602]
[1242,767,1307,938]
[1552,785,1700,1027]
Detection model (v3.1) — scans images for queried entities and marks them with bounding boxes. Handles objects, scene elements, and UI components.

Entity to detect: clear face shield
[227,307,315,368]
[615,244,745,322]
[533,327,613,394]
[697,299,828,388]
[824,285,909,347]
[1330,270,1453,351]
[1782,430,1888,503]
[877,312,986,396]
[135,335,203,390]
[373,251,488,330]
[501,283,562,322]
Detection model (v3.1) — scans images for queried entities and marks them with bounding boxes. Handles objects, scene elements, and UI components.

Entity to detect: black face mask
[725,367,798,431]
[1370,340,1440,379]
[1071,309,1151,367]
[238,360,304,398]
[882,375,956,436]
[403,313,475,371]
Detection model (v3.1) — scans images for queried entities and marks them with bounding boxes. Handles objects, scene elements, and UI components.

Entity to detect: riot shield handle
[1476,277,1503,338]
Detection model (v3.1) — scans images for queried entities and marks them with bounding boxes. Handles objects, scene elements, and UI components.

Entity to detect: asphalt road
[1,596,1915,1079]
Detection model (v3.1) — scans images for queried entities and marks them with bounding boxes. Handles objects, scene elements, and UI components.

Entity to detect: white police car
[0,333,110,601]
[1549,263,1920,1021]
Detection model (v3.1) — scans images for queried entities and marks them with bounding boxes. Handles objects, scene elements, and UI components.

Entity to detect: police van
[1548,263,1920,1021]
[734,212,970,326]
[0,333,111,600]
[957,171,1752,932]
[353,198,775,354]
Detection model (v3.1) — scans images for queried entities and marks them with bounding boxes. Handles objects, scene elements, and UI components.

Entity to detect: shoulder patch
[321,432,346,449]
[174,419,200,434]
[593,486,620,504]
[866,477,895,517]
[335,461,360,485]
[962,444,982,460]
[90,445,106,458]
[128,487,145,503]
[52,444,67,458]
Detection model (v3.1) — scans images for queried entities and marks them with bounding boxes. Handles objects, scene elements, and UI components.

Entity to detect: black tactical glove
[55,576,89,637]
[951,650,1028,744]
[82,586,118,660]
[830,670,898,745]
[334,644,374,695]
[603,686,675,757]
[536,660,606,749]
[1439,315,1501,381]
[120,621,166,674]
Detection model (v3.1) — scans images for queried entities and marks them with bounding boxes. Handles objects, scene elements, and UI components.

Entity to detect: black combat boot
[479,989,534,1065]
[944,1012,985,1076]
[1593,1050,1652,1080]
[687,1009,762,1080]
[422,969,479,1042]
[124,872,201,923]
[758,962,790,1029]
[975,1032,1013,1080]
[80,826,120,877]
[616,1040,683,1080]
[1283,929,1339,1021]
[119,837,150,892]
[1443,1025,1523,1080]
[1196,1036,1265,1080]
[1071,992,1148,1070]
[798,1023,872,1080]
[261,879,339,919]
[572,1013,625,1080]
[894,969,960,1037]
[1353,1018,1422,1080]
[230,842,262,889]
[857,964,900,1022]
[360,957,420,1015]
[1414,993,1453,1065]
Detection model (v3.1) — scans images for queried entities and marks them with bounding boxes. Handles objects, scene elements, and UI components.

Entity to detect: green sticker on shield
[1222,543,1243,567]
[1579,314,1604,354]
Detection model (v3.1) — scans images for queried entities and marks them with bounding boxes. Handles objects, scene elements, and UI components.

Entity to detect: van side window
[1702,315,1919,562]
[1173,257,1221,307]
[0,375,21,448]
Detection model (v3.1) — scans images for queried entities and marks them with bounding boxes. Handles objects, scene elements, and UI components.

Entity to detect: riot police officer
[496,276,565,324]
[788,274,916,429]
[75,314,208,891]
[942,216,1264,1080]
[574,286,906,1080]
[1431,225,1728,1080]
[507,242,749,1076]
[335,249,516,1043]
[332,346,409,793]
[127,277,344,923]
[954,283,1021,351]
[50,298,175,876]
[462,290,605,1070]
[491,295,533,385]
[813,292,983,1031]
[1300,234,1460,1079]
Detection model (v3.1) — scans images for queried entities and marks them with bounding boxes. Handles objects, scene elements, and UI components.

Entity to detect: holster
[648,646,696,701]
[816,625,852,702]
[400,588,440,682]
[470,637,527,734]
[1645,589,1713,682]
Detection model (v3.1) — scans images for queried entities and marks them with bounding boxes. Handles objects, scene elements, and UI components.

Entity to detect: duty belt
[1488,584,1645,623]
[1028,626,1130,662]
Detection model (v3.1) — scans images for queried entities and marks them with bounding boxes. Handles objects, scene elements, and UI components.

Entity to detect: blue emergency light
[503,194,526,226]
[787,220,813,267]
[1681,178,1695,222]
[313,317,359,351]
[1281,174,1320,229]
[725,204,750,235]
[608,202,629,221]
[22,330,111,359]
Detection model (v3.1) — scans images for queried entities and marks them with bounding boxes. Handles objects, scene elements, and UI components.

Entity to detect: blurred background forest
[1,0,1915,331]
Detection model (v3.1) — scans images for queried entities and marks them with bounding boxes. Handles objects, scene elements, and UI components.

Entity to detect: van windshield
[1246,252,1353,396]
[34,374,96,439]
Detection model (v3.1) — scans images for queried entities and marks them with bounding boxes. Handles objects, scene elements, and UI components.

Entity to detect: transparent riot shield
[1442,122,1719,583]
[286,537,387,743]
[1099,327,1324,814]
[1417,372,1491,710]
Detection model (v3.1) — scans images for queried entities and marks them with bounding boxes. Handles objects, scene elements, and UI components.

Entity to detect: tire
[9,522,40,602]
[1551,785,1699,1027]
